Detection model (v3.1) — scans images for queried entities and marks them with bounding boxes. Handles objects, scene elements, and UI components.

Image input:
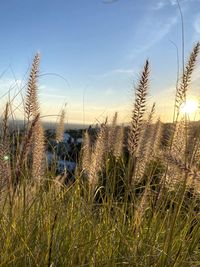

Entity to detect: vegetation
[0,43,200,266]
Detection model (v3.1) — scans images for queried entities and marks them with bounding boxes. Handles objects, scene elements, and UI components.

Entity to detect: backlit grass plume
[32,117,45,182]
[56,109,65,143]
[88,120,107,190]
[25,53,40,122]
[113,125,124,159]
[81,130,91,174]
[128,60,149,157]
[137,102,155,159]
[165,117,186,187]
[175,42,200,118]
[151,117,163,155]
[108,112,118,152]
[0,43,200,267]
[15,113,40,186]
[135,103,155,181]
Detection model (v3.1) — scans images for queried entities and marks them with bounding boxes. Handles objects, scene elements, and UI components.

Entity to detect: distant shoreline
[5,120,90,130]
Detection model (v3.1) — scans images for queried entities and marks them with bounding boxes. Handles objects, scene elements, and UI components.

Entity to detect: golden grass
[0,44,200,266]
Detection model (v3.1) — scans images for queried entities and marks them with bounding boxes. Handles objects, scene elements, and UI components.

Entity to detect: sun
[180,99,199,115]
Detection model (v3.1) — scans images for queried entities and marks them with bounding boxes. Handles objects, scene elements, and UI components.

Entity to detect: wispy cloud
[39,93,67,98]
[105,88,115,96]
[112,68,133,74]
[153,1,166,11]
[0,78,24,101]
[152,0,195,11]
[152,0,177,11]
[0,78,22,89]
[169,0,177,6]
[90,68,133,78]
[129,15,178,59]
[38,85,47,90]
[194,13,200,34]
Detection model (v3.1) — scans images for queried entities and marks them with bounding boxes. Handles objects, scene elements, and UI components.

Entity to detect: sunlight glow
[180,99,199,115]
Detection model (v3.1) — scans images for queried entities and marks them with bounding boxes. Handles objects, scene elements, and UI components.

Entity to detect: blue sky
[0,0,200,124]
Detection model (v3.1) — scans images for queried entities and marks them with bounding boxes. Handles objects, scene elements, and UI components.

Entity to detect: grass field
[0,43,200,266]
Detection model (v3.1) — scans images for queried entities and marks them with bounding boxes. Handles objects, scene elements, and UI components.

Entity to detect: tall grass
[0,44,200,267]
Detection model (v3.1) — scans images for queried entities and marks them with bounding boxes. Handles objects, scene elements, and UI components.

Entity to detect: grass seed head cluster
[0,43,200,266]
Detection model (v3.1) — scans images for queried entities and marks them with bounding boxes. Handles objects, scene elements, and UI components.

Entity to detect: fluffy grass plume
[32,117,46,182]
[128,60,149,157]
[0,46,200,267]
[56,109,65,142]
[25,53,40,122]
[175,42,200,117]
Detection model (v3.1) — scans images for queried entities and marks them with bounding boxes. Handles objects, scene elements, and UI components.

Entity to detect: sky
[0,0,200,125]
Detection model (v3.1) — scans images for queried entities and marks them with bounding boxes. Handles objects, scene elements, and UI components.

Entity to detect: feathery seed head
[56,109,65,143]
[128,60,150,156]
[175,42,200,114]
[25,53,40,121]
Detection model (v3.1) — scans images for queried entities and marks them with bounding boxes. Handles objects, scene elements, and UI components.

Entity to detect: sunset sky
[0,0,199,125]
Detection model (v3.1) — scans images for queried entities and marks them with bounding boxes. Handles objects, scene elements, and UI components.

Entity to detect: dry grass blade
[134,184,151,232]
[192,138,200,167]
[165,152,200,192]
[0,103,12,194]
[2,102,9,143]
[189,120,200,167]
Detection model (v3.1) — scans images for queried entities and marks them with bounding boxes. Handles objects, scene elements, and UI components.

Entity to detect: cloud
[112,68,133,74]
[194,14,200,33]
[152,0,177,10]
[152,0,196,11]
[169,0,177,6]
[90,68,133,78]
[105,88,115,96]
[0,78,24,100]
[38,84,47,90]
[129,15,178,59]
[0,78,22,89]
[39,93,66,98]
[153,1,166,10]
